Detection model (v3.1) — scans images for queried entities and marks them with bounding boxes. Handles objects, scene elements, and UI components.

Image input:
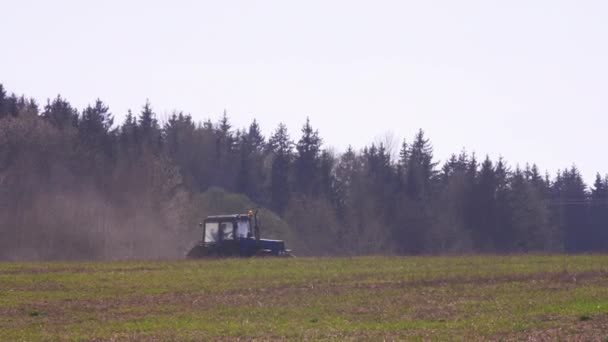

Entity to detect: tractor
[186,210,292,258]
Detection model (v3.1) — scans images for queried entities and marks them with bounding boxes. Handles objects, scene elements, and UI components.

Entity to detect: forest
[0,83,606,260]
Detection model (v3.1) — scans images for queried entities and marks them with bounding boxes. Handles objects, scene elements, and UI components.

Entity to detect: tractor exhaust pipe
[254,209,260,243]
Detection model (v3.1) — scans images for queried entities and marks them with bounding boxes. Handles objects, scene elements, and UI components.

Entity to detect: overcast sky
[2,0,607,183]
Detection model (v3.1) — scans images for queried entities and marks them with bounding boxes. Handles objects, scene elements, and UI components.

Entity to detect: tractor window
[204,222,219,243]
[236,220,250,238]
[221,222,234,240]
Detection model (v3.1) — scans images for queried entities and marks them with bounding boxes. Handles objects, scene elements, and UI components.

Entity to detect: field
[1,256,608,341]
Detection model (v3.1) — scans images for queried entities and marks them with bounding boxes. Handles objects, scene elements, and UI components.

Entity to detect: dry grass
[1,255,608,340]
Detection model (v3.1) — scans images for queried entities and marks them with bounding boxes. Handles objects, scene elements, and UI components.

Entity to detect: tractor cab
[203,214,253,244]
[186,211,291,258]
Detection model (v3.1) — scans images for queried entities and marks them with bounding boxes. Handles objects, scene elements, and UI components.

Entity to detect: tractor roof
[204,214,251,222]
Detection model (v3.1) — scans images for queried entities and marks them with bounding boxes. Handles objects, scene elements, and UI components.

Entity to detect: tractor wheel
[254,249,274,258]
[186,244,213,259]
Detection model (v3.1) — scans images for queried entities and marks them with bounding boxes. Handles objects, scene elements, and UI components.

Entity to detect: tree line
[0,83,606,259]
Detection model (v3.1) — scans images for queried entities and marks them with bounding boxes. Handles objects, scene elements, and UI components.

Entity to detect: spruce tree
[215,110,237,154]
[268,123,293,214]
[0,84,6,119]
[236,120,266,201]
[246,119,265,153]
[80,100,113,140]
[78,99,115,167]
[319,149,337,205]
[590,173,608,251]
[471,156,497,251]
[42,95,79,128]
[294,117,322,196]
[559,166,589,252]
[405,129,436,201]
[334,146,358,219]
[137,100,162,152]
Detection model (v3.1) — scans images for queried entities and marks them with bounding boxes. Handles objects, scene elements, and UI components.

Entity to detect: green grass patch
[1,255,608,340]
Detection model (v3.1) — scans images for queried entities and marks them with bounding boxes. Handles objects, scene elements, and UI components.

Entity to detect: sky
[2,0,607,183]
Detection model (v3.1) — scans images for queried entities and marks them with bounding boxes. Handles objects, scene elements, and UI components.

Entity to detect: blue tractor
[186,211,292,258]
